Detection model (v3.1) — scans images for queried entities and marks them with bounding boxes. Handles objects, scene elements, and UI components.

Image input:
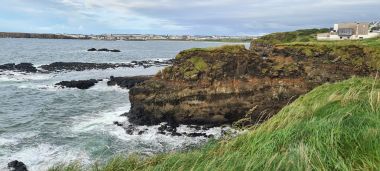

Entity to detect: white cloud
[1,0,380,34]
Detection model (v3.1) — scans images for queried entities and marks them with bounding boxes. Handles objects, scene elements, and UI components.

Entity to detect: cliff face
[128,43,377,127]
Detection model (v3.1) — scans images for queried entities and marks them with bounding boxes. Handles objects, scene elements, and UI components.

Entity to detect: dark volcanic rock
[107,76,152,89]
[97,48,110,52]
[125,125,136,135]
[185,132,209,138]
[110,49,121,52]
[0,63,15,70]
[15,63,38,73]
[55,79,99,89]
[39,62,134,72]
[127,44,377,127]
[87,48,97,51]
[0,63,37,73]
[8,160,28,171]
[38,59,174,72]
[113,121,124,127]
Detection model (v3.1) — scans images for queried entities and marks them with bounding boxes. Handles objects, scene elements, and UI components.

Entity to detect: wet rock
[8,160,28,171]
[0,63,37,73]
[171,132,182,136]
[113,121,124,127]
[138,130,145,135]
[125,125,136,135]
[110,49,121,52]
[131,59,174,68]
[40,62,134,72]
[158,124,177,133]
[107,76,152,89]
[97,48,110,52]
[156,123,181,135]
[0,63,15,70]
[55,79,99,89]
[88,48,120,52]
[186,133,208,138]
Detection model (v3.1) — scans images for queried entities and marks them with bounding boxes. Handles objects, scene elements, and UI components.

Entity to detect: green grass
[254,28,380,47]
[276,38,380,70]
[187,56,208,71]
[50,77,380,171]
[281,37,380,47]
[175,45,246,59]
[254,28,330,44]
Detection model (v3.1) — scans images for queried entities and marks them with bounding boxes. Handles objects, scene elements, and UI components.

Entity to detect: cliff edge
[127,41,378,127]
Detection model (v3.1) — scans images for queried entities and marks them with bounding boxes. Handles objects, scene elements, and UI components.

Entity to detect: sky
[0,0,379,35]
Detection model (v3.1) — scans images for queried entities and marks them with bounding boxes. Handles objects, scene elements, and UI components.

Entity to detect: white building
[317,22,380,41]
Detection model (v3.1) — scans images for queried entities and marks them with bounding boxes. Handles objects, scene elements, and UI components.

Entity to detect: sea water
[0,38,248,170]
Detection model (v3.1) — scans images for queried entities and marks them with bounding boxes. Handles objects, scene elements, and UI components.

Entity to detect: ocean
[0,38,248,171]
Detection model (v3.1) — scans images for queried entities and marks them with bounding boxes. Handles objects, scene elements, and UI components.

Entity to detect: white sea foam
[70,104,221,154]
[71,105,130,133]
[0,143,90,171]
[88,80,129,93]
[0,71,51,82]
[0,137,18,146]
[0,132,38,146]
[71,101,239,155]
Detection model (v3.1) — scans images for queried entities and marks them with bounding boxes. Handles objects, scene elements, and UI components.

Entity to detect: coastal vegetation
[253,28,330,44]
[51,77,380,171]
[50,29,380,171]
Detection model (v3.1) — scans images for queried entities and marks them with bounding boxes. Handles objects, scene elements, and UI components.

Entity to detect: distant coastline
[0,32,87,40]
[0,32,257,42]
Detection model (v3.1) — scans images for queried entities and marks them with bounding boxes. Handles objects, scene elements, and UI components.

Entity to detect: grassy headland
[50,29,380,171]
[51,77,380,171]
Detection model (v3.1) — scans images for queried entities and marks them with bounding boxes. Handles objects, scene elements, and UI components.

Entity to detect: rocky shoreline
[55,76,152,90]
[125,43,377,128]
[0,59,174,73]
[2,43,377,130]
[46,43,378,129]
[0,63,37,73]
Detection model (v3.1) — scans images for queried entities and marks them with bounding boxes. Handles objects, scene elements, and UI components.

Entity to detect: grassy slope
[51,77,380,171]
[281,37,380,47]
[255,28,380,47]
[255,28,330,44]
[51,31,380,171]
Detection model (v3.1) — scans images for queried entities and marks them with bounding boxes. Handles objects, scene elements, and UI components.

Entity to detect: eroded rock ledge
[127,44,377,127]
[0,63,37,73]
[0,60,174,73]
[107,76,152,89]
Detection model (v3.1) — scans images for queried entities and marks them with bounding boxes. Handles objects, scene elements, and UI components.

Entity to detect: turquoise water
[0,39,247,170]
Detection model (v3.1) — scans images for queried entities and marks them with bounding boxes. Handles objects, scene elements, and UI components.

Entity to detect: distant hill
[0,32,86,39]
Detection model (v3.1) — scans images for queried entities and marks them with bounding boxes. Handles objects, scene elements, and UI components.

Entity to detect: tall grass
[51,77,380,171]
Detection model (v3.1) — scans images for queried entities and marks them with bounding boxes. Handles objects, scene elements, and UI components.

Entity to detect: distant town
[0,32,258,42]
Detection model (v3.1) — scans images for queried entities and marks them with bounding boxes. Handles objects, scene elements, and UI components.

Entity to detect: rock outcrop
[0,63,37,73]
[55,79,100,89]
[8,160,28,171]
[39,60,173,72]
[107,76,152,89]
[39,62,134,72]
[88,48,121,52]
[127,44,377,127]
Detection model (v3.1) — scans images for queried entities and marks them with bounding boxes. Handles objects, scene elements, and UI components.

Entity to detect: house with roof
[317,22,380,40]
